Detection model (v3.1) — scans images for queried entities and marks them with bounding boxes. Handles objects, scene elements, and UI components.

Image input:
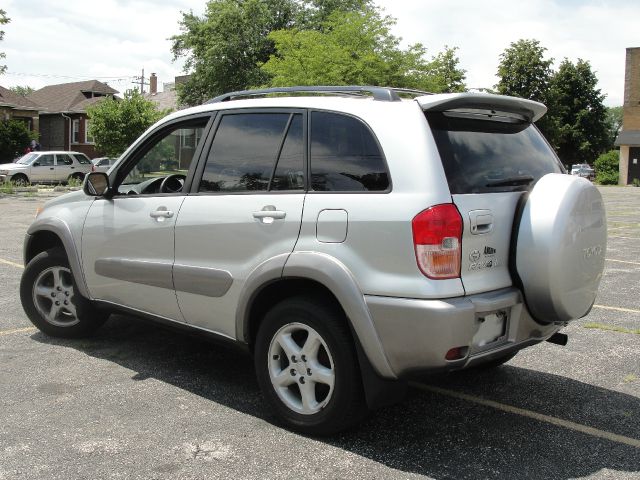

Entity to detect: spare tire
[514,173,606,324]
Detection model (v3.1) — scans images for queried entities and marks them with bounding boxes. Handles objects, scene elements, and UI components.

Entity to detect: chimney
[150,73,158,95]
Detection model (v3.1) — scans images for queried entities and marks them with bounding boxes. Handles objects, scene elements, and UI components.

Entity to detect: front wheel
[11,173,29,186]
[20,248,108,337]
[254,296,367,435]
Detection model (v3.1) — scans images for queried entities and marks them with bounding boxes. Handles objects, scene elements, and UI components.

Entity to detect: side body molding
[25,216,90,299]
[283,252,396,379]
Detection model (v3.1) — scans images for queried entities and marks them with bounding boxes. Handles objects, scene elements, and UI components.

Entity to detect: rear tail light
[412,204,462,279]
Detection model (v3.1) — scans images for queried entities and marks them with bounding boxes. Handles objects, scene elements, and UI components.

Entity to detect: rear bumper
[365,287,560,378]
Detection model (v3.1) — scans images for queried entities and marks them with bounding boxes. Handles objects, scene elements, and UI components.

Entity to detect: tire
[254,296,367,435]
[514,174,607,323]
[11,174,29,186]
[20,248,108,338]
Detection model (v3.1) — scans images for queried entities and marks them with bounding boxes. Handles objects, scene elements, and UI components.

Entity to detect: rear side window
[310,112,389,192]
[74,154,91,164]
[199,113,304,193]
[426,112,562,194]
[56,154,74,165]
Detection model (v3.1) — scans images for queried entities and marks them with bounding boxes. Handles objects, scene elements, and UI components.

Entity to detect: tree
[547,59,610,167]
[171,0,299,105]
[86,91,170,157]
[261,10,465,92]
[594,150,619,185]
[9,85,35,97]
[495,39,554,137]
[0,10,9,74]
[606,106,623,148]
[0,120,36,162]
[496,39,553,102]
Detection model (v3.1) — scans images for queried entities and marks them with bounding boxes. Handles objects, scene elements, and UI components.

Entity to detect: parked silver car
[0,151,92,185]
[20,86,606,434]
[571,163,595,180]
[91,157,117,173]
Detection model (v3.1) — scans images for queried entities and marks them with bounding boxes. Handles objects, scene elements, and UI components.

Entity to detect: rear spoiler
[416,93,547,123]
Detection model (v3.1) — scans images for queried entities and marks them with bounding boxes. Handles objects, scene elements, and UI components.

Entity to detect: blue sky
[2,0,637,106]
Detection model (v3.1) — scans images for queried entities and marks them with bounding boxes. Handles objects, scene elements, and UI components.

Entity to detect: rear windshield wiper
[485,175,534,187]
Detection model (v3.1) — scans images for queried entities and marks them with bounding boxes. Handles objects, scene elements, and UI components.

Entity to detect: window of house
[310,111,389,192]
[85,120,94,144]
[72,120,80,144]
[199,112,304,193]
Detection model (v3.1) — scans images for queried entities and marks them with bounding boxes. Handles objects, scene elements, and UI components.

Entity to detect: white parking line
[593,304,640,314]
[411,383,640,449]
[0,326,36,336]
[0,258,23,269]
[605,258,640,266]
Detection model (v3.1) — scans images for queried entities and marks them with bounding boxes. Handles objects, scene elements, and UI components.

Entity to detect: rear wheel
[20,248,108,337]
[254,296,367,435]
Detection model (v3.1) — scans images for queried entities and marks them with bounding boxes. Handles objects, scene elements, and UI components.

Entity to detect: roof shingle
[27,80,118,113]
[0,85,40,110]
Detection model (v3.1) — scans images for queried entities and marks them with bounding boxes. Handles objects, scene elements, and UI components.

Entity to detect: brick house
[615,47,640,185]
[0,85,40,134]
[28,80,118,158]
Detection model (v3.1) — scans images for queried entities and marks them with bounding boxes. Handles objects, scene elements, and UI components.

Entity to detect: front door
[81,117,211,321]
[174,110,306,338]
[30,153,55,183]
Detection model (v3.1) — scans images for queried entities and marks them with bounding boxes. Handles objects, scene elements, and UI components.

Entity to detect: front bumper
[365,287,560,377]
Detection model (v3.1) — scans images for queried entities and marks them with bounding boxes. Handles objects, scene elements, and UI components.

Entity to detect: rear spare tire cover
[515,173,606,324]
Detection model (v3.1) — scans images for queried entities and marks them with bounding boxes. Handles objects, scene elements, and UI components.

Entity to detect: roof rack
[207,86,432,104]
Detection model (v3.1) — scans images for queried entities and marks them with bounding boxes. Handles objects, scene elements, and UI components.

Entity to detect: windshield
[426,112,563,194]
[16,153,37,165]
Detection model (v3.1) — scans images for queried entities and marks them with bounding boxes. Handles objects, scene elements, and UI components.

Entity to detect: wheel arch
[238,252,396,379]
[25,219,90,299]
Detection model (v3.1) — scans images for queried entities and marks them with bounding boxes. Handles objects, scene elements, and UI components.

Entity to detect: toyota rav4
[20,86,607,434]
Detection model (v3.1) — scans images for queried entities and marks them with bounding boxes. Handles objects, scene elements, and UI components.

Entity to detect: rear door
[54,153,75,182]
[423,106,563,295]
[174,110,306,338]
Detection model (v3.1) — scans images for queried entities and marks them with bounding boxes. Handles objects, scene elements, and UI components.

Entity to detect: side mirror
[32,161,40,167]
[83,172,111,197]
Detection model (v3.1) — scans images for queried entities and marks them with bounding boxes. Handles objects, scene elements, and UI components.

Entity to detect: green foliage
[606,106,623,147]
[496,39,553,102]
[594,150,619,185]
[0,119,36,162]
[171,0,465,104]
[171,0,299,105]
[9,85,35,97]
[632,178,640,187]
[0,9,9,74]
[86,90,170,157]
[547,59,609,166]
[262,10,465,92]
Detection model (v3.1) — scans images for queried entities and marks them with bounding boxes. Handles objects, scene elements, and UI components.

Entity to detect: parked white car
[570,163,595,180]
[91,157,117,173]
[0,151,92,185]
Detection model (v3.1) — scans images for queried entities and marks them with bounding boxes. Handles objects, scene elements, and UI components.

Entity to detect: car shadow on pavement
[32,314,640,480]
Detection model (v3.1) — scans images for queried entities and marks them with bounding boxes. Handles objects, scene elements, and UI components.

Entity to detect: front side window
[116,119,207,195]
[310,111,389,192]
[199,112,304,193]
[36,154,54,167]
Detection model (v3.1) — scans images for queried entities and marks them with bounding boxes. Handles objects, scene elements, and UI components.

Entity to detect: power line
[4,70,136,82]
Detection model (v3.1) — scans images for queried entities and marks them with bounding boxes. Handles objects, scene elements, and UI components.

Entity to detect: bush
[594,150,619,185]
[0,120,36,163]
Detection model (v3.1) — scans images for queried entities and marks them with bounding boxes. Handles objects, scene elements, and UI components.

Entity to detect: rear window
[426,112,562,194]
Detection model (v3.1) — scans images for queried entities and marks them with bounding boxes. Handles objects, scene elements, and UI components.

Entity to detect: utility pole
[133,68,150,93]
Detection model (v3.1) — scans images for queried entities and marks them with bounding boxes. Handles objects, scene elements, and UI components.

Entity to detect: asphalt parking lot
[0,187,638,480]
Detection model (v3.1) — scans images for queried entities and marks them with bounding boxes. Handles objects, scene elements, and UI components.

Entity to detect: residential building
[143,73,183,112]
[615,47,640,184]
[0,85,40,133]
[28,80,118,158]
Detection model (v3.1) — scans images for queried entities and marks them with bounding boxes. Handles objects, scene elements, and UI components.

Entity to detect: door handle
[469,210,493,235]
[150,207,174,220]
[253,205,286,224]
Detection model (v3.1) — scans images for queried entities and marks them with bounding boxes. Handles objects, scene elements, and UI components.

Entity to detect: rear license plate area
[471,310,508,353]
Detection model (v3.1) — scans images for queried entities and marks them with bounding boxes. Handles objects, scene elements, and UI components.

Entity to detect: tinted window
[426,112,563,194]
[310,112,388,192]
[271,114,304,191]
[74,154,91,164]
[36,154,54,167]
[56,154,74,165]
[199,113,294,193]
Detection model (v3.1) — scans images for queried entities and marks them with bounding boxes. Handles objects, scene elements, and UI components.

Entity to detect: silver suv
[20,86,607,434]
